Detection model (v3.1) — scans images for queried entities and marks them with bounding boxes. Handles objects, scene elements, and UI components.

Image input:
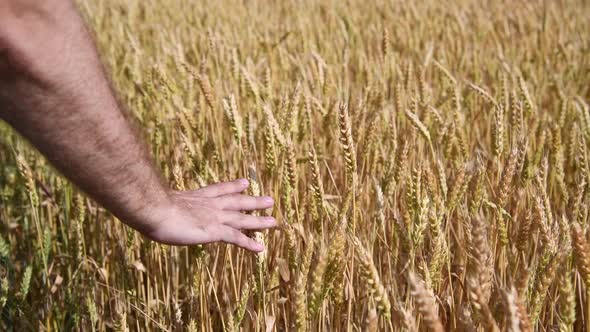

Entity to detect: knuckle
[237,196,249,205]
[211,198,225,209]
[227,227,240,238]
[192,188,206,196]
[232,233,246,246]
[213,212,226,223]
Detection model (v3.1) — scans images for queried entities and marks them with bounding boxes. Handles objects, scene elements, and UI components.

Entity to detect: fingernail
[239,178,249,186]
[264,217,276,224]
[254,242,265,251]
[263,196,274,204]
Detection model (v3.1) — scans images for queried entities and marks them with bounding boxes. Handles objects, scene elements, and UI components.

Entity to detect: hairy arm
[0,0,275,251]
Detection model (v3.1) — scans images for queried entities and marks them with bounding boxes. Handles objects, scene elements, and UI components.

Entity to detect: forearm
[0,1,169,232]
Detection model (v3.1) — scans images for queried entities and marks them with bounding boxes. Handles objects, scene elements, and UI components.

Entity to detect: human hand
[137,178,276,252]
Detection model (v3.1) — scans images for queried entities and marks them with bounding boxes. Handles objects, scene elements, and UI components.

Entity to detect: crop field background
[1,0,589,330]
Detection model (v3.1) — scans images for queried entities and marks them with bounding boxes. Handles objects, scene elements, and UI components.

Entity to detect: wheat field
[1,0,590,330]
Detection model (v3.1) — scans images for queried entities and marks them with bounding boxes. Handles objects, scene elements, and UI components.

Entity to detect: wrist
[116,186,175,235]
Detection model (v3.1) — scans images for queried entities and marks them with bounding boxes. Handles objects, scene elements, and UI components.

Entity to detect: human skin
[0,0,275,252]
